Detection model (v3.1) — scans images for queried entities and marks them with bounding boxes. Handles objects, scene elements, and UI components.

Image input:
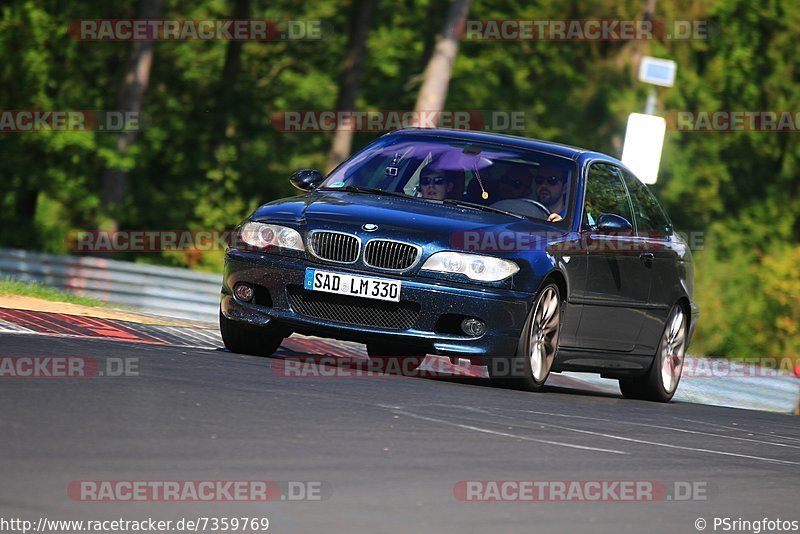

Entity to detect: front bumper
[221,250,533,359]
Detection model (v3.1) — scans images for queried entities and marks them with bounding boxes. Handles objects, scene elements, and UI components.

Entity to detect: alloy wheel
[529,285,560,382]
[660,306,687,394]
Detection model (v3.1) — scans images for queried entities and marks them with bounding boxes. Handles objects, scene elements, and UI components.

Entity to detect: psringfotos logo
[706,517,800,533]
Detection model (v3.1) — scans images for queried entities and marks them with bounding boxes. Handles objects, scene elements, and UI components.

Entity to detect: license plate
[304,268,401,302]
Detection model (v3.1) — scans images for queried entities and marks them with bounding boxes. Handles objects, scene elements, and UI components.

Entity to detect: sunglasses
[500,175,529,189]
[420,176,447,186]
[535,175,562,186]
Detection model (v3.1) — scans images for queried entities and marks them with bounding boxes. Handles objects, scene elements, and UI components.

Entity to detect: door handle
[639,252,655,263]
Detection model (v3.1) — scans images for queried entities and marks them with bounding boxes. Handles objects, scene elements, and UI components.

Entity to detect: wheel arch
[540,269,568,303]
[674,295,692,330]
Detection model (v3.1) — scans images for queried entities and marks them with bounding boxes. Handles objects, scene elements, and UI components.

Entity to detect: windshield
[322,134,575,223]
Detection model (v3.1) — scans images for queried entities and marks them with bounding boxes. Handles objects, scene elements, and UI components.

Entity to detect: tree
[411,0,470,122]
[98,0,163,231]
[324,0,375,173]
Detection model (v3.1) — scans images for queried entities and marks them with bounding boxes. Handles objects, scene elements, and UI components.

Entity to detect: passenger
[419,167,455,200]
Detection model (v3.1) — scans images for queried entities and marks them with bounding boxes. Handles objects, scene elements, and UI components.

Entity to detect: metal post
[644,87,658,115]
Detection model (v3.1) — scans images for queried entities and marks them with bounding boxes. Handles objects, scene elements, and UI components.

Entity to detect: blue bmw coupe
[220,128,698,401]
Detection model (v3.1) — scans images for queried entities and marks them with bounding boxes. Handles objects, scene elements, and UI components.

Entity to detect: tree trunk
[220,0,249,92]
[410,0,470,124]
[631,0,657,76]
[215,0,250,127]
[208,0,250,166]
[99,0,163,230]
[324,0,375,173]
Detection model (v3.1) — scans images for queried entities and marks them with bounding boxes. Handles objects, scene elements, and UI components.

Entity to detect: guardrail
[1,246,798,413]
[0,248,220,322]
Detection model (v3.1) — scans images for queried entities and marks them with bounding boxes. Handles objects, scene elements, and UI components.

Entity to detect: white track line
[397,403,800,466]
[381,406,629,456]
[673,417,800,443]
[491,413,800,466]
[492,408,800,450]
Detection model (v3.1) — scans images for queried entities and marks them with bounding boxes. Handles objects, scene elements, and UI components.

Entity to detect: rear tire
[220,311,284,357]
[488,283,562,391]
[366,343,424,375]
[619,304,687,402]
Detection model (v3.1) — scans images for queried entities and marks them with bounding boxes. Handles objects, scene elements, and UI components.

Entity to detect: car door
[573,162,652,352]
[619,169,679,354]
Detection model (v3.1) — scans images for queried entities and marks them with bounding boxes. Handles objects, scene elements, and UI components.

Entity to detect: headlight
[239,222,304,252]
[421,252,519,282]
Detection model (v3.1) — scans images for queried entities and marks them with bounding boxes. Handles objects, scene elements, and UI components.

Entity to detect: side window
[584,163,633,229]
[620,170,672,237]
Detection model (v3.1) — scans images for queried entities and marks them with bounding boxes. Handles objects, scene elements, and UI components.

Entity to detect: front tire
[489,283,562,391]
[220,311,284,357]
[619,304,687,402]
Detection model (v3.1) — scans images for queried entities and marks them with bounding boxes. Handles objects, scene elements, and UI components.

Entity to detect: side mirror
[290,169,325,191]
[595,213,633,232]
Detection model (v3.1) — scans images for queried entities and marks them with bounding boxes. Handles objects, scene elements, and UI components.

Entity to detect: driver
[419,166,454,200]
[534,164,568,222]
[490,162,566,222]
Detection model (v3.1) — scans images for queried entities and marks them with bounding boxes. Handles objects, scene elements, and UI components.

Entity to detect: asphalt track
[1,332,799,534]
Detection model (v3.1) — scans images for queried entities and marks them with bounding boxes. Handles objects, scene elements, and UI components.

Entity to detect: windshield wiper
[442,198,526,219]
[318,185,413,200]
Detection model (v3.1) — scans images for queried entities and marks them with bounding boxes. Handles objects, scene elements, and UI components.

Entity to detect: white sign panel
[621,113,666,184]
[638,57,677,87]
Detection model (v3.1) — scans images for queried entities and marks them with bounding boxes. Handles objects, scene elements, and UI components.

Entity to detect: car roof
[387,127,614,162]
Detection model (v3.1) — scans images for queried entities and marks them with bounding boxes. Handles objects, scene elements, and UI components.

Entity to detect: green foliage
[0,0,798,357]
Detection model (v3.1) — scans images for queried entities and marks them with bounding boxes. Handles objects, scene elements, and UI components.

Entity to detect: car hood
[250,190,565,258]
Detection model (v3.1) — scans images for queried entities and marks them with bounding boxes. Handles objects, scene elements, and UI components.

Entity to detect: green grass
[0,279,107,307]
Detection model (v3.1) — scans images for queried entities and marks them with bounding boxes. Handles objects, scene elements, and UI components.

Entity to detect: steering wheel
[519,199,551,215]
[490,198,551,219]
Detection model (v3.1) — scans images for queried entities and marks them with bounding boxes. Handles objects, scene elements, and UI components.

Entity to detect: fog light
[461,318,486,336]
[233,282,254,302]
